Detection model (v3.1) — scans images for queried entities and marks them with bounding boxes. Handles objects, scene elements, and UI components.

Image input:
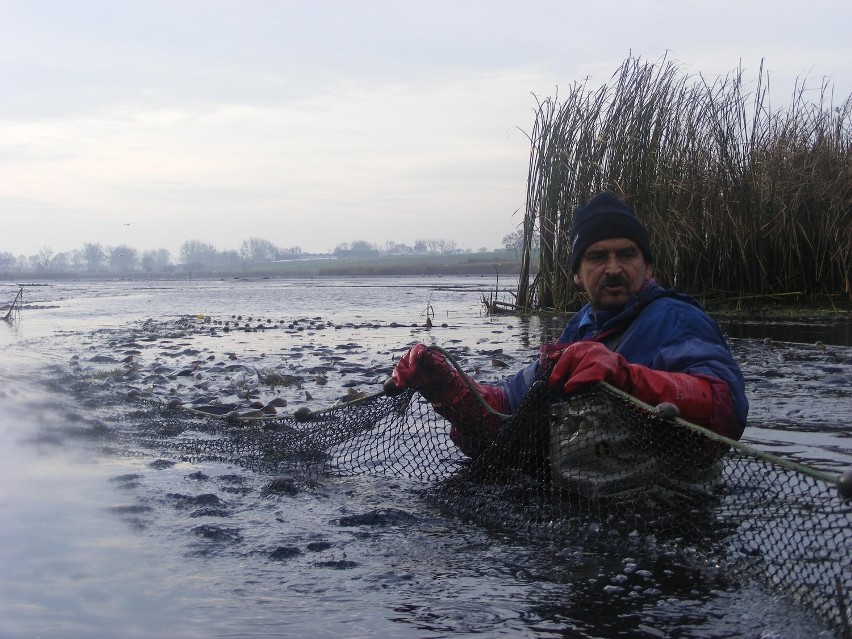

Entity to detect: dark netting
[122,366,850,635]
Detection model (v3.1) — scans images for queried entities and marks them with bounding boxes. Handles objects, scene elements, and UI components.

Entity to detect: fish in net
[126,354,850,636]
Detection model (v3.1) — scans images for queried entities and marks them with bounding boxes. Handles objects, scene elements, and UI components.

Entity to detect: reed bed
[516,56,852,312]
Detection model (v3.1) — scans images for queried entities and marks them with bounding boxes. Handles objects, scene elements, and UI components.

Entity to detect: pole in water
[839,467,852,500]
[3,286,23,322]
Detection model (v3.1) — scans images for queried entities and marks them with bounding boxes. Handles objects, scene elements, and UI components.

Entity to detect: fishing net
[111,348,850,635]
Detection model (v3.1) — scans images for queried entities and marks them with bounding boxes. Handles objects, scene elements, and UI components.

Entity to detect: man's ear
[572,273,584,291]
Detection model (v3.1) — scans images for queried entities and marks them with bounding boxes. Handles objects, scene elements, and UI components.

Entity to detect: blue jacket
[499,281,749,429]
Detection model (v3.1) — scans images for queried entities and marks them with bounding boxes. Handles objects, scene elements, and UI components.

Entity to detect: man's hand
[388,343,428,391]
[547,341,630,394]
[545,340,739,442]
[385,343,510,457]
[385,343,450,396]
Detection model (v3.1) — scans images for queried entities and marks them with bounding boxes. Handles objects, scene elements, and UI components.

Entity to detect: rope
[599,381,842,487]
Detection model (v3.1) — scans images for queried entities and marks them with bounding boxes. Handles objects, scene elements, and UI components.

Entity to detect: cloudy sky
[3,0,850,259]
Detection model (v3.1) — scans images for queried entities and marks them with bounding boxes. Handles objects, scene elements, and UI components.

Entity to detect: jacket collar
[578,279,703,337]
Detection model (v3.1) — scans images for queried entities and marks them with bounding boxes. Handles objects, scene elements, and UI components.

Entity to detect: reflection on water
[0,277,849,638]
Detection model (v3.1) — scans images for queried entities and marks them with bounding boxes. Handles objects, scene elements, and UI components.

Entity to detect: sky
[2,0,851,259]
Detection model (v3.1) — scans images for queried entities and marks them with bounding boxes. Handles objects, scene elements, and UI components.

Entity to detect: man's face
[572,238,652,311]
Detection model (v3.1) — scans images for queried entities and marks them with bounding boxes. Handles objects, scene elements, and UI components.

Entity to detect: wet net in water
[154,371,851,635]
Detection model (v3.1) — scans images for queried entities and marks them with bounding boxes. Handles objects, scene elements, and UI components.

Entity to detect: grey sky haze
[2,0,850,258]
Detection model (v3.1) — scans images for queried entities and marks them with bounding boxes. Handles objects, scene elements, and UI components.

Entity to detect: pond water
[0,277,849,638]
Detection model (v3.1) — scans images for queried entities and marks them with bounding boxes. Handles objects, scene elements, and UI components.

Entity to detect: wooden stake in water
[3,287,23,322]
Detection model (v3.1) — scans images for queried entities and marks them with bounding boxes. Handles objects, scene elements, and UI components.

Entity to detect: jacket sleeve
[622,303,748,439]
[649,337,748,440]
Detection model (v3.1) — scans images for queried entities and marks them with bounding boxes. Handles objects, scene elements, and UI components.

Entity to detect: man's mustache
[601,274,629,287]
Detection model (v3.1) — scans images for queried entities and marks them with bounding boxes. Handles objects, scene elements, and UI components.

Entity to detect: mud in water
[0,278,849,638]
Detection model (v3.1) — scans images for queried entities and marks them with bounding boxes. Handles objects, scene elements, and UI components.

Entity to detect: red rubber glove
[546,341,739,439]
[387,344,509,457]
[388,344,440,393]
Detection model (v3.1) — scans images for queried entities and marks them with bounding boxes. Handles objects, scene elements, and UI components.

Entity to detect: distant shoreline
[2,259,850,319]
[0,252,528,282]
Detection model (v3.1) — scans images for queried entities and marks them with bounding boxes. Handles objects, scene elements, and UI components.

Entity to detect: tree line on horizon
[0,235,523,275]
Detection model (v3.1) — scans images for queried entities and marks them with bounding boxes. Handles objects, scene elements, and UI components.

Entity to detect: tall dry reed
[517,56,852,311]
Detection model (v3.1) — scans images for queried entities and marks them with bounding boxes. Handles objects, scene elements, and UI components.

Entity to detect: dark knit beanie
[569,192,653,273]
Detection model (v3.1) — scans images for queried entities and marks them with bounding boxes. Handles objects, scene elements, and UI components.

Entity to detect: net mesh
[119,360,850,635]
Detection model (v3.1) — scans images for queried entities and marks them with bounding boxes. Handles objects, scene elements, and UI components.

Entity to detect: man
[387,192,748,457]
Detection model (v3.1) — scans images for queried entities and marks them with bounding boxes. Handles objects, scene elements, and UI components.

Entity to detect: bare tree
[82,243,106,272]
[51,252,69,272]
[239,237,280,263]
[109,245,138,272]
[34,246,54,271]
[69,249,85,270]
[349,240,378,256]
[382,241,412,255]
[180,240,217,268]
[419,239,458,255]
[141,248,172,272]
[435,239,458,254]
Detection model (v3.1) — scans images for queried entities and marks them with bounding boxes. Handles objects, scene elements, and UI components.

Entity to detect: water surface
[1,277,849,638]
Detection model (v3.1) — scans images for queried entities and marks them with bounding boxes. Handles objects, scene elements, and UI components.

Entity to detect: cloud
[1,0,850,257]
[2,68,536,254]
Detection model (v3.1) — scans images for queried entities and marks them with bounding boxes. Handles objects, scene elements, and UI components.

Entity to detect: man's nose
[603,254,621,272]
